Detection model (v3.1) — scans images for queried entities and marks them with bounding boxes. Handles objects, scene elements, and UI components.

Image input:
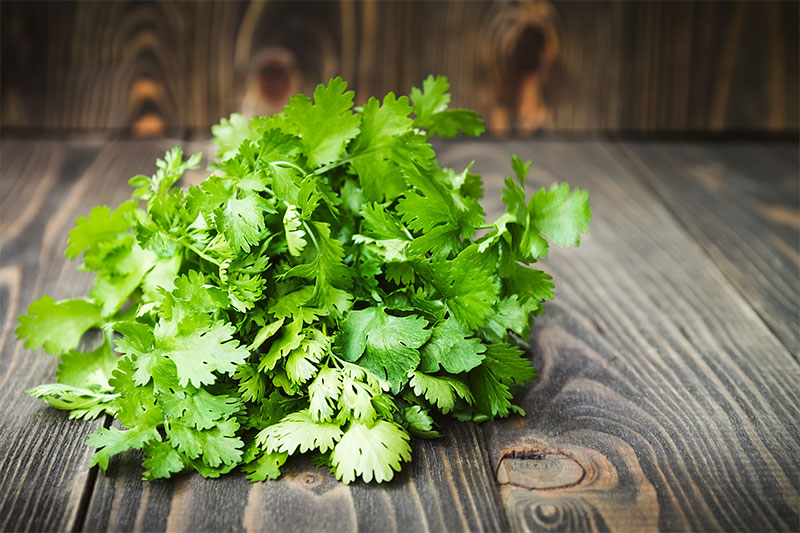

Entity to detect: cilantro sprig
[17,76,590,484]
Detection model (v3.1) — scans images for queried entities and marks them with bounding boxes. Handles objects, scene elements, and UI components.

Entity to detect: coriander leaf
[27,383,118,420]
[432,245,499,330]
[407,371,473,414]
[410,75,485,138]
[419,317,486,374]
[410,75,451,119]
[167,417,244,468]
[157,321,250,388]
[142,441,187,480]
[212,113,254,160]
[529,182,591,248]
[482,344,537,386]
[469,365,513,419]
[402,405,440,438]
[158,389,242,430]
[331,420,412,484]
[89,243,157,316]
[87,424,162,472]
[215,191,269,253]
[338,369,377,422]
[350,93,414,201]
[66,201,137,259]
[56,340,117,389]
[16,296,103,355]
[309,367,342,422]
[285,77,361,168]
[256,409,343,455]
[283,204,307,257]
[338,307,431,392]
[243,451,288,481]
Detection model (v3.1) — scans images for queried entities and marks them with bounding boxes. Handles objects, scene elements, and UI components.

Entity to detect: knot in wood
[532,503,562,525]
[497,451,584,490]
[298,471,323,488]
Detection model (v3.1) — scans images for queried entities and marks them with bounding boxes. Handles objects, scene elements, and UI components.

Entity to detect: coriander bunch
[17,76,590,483]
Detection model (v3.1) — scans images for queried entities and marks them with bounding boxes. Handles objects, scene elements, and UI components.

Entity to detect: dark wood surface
[618,141,800,357]
[1,138,798,532]
[2,1,798,136]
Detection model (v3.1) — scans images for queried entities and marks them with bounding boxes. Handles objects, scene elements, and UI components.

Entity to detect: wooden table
[1,138,798,532]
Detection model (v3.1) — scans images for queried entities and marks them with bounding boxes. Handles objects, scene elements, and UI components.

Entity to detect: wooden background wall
[2,0,798,137]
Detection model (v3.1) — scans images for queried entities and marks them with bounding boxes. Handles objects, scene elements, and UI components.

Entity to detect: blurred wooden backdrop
[2,0,798,137]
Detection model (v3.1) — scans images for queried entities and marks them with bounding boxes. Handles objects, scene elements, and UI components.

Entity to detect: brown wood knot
[127,78,166,137]
[297,471,323,489]
[497,449,584,490]
[242,48,301,116]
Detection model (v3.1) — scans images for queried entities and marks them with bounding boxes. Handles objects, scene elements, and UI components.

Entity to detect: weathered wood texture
[438,141,800,531]
[2,0,797,136]
[618,141,800,357]
[2,139,798,532]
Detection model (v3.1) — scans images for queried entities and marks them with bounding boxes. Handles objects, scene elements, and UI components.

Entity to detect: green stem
[272,161,306,174]
[178,237,223,267]
[301,220,320,252]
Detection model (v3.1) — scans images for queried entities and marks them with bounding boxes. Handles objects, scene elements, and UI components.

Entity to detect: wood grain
[1,0,797,135]
[618,141,800,357]
[2,138,798,532]
[0,140,97,531]
[438,141,800,531]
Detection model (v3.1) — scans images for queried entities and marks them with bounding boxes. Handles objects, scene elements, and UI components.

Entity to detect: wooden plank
[618,141,799,356]
[438,140,800,531]
[0,140,104,532]
[0,140,183,531]
[2,1,797,135]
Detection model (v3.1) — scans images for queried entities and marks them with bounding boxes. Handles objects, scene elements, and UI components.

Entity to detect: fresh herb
[17,76,590,483]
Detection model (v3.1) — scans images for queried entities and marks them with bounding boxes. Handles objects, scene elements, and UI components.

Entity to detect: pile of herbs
[16,76,590,484]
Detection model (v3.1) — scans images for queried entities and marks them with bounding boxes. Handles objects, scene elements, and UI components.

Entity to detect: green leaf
[419,317,486,374]
[433,245,499,330]
[256,409,343,454]
[283,204,307,256]
[142,441,187,480]
[166,418,244,468]
[309,367,342,422]
[27,383,118,420]
[158,388,242,430]
[66,201,137,259]
[285,77,361,168]
[469,365,513,419]
[215,191,268,253]
[411,75,485,138]
[339,307,431,392]
[87,424,162,472]
[158,321,250,388]
[529,183,592,248]
[17,296,103,355]
[483,344,537,386]
[89,244,157,316]
[243,451,288,481]
[57,340,118,389]
[331,420,412,484]
[402,405,440,438]
[407,371,473,414]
